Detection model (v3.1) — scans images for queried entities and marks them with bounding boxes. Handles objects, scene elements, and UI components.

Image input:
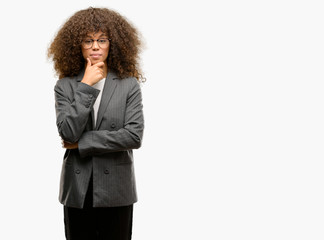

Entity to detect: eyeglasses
[82,38,111,49]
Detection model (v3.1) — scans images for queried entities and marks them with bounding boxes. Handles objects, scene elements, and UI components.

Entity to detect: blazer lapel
[95,71,118,130]
[75,68,118,130]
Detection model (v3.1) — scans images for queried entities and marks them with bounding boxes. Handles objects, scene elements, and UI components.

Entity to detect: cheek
[81,49,89,59]
[104,48,109,56]
[102,49,109,61]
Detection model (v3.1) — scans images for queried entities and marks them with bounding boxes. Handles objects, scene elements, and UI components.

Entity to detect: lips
[90,54,102,58]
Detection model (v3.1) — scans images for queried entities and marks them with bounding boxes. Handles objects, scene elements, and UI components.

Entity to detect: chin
[91,59,102,64]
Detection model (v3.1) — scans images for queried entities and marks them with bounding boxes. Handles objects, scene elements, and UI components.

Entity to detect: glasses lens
[82,39,110,49]
[98,39,109,48]
[82,40,93,49]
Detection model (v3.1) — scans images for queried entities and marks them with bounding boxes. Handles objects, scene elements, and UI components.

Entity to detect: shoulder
[115,76,140,90]
[114,76,142,100]
[54,75,79,92]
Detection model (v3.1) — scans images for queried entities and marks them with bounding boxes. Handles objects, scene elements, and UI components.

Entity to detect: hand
[81,58,105,86]
[61,139,78,149]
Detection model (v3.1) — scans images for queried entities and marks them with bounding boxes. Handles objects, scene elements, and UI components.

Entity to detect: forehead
[85,31,107,38]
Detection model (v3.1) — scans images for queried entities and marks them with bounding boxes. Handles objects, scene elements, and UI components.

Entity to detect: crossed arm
[62,140,78,149]
[55,78,144,156]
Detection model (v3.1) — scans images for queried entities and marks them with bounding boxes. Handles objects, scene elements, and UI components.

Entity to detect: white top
[92,78,106,127]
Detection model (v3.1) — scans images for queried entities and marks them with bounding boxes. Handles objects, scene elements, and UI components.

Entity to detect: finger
[93,61,105,68]
[86,58,92,67]
[98,69,104,78]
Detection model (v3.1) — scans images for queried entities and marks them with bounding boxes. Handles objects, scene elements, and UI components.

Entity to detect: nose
[92,40,99,49]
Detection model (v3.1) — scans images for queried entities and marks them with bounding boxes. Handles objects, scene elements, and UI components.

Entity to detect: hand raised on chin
[81,58,105,86]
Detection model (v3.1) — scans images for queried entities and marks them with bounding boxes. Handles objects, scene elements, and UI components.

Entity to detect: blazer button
[104,169,109,174]
[111,123,116,129]
[75,169,81,174]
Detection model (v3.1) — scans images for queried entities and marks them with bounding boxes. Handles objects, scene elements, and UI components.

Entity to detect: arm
[78,80,144,157]
[54,81,100,143]
[56,59,106,143]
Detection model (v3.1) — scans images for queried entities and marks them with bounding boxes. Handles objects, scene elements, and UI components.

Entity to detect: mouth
[90,54,102,58]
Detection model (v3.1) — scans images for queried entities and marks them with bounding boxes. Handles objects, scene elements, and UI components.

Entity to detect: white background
[0,0,323,239]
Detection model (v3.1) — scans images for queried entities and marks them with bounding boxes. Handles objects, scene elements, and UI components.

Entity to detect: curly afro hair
[48,7,145,81]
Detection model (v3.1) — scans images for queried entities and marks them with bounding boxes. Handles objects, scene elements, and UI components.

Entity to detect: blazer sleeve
[78,79,144,157]
[54,80,100,143]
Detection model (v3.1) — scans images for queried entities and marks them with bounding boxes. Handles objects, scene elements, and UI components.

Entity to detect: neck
[102,62,108,78]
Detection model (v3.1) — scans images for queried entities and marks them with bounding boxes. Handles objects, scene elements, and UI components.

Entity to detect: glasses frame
[81,38,112,49]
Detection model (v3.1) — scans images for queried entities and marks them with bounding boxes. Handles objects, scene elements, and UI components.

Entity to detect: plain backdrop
[0,0,323,239]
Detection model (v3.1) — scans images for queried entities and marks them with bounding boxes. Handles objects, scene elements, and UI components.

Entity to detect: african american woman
[48,7,145,240]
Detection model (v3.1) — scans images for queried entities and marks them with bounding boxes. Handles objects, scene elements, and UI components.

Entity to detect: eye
[84,39,93,44]
[98,39,108,43]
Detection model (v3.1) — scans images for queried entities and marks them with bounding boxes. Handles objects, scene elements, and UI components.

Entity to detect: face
[81,31,110,65]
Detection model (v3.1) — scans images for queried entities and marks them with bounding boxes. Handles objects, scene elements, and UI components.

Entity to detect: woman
[48,7,145,240]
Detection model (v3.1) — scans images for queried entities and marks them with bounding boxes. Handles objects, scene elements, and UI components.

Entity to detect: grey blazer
[54,69,144,208]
